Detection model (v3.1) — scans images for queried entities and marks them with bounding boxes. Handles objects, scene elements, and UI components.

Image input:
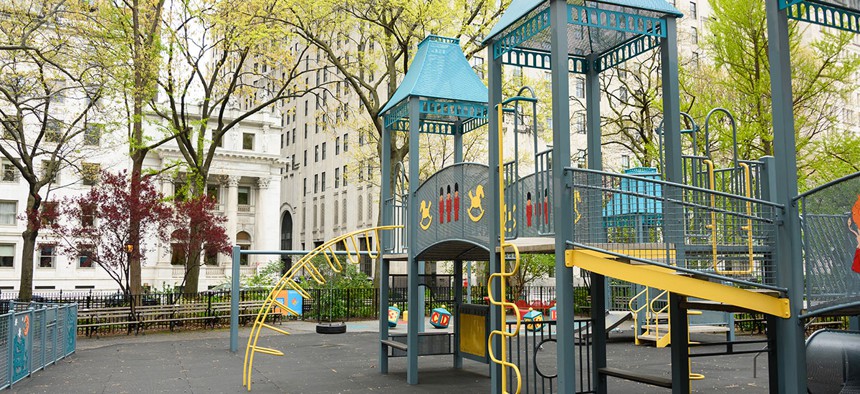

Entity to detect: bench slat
[381,340,409,351]
[599,367,673,388]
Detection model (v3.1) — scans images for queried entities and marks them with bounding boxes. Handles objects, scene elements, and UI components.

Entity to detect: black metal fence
[506,318,594,394]
[0,289,272,309]
[3,286,598,335]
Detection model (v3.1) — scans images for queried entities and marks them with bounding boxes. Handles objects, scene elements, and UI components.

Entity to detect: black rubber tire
[316,322,347,334]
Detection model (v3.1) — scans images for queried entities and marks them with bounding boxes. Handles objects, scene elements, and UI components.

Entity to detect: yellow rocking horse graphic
[468,185,485,222]
[419,200,433,230]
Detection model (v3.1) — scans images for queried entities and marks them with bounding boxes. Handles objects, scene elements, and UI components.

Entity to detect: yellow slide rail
[242,225,402,391]
[704,160,755,275]
[487,104,522,394]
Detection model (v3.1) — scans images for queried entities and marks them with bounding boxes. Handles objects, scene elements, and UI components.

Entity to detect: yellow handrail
[487,103,522,394]
[628,287,649,315]
[648,290,670,342]
[703,160,719,275]
[706,160,755,275]
[242,225,402,390]
[629,287,650,346]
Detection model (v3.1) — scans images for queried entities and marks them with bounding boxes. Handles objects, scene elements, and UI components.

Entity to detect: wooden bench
[77,307,138,337]
[382,332,454,357]
[136,303,216,332]
[805,320,844,335]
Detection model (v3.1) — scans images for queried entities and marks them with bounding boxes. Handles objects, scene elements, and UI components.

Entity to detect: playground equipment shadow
[11,319,770,393]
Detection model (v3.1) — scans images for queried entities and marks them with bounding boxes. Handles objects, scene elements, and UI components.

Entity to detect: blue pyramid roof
[379,36,488,116]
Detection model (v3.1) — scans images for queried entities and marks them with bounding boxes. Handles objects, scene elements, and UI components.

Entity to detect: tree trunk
[128,152,145,300]
[182,173,207,295]
[18,192,42,302]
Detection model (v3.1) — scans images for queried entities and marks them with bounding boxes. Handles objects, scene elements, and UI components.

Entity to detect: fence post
[346,289,351,322]
[230,245,240,353]
[7,313,14,388]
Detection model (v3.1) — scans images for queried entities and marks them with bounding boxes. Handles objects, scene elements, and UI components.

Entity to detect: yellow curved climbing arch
[487,103,522,394]
[242,225,402,391]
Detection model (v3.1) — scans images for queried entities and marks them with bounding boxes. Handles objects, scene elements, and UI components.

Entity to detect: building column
[223,175,240,266]
[256,176,274,267]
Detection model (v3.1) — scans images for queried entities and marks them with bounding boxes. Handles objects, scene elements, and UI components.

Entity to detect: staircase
[630,288,672,347]
[630,287,732,347]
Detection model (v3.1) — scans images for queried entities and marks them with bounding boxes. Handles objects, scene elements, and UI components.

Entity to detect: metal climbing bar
[242,225,402,391]
[487,104,522,394]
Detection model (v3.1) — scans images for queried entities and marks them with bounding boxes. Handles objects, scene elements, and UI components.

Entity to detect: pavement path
[10,319,771,393]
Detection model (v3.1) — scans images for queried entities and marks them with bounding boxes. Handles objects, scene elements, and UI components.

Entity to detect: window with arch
[334,199,339,227]
[367,194,373,222]
[236,231,251,265]
[170,230,186,266]
[342,197,347,227]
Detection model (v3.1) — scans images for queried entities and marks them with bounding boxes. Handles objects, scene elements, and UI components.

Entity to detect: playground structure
[241,0,860,393]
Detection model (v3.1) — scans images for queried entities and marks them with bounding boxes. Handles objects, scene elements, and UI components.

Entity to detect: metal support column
[660,20,682,184]
[380,258,390,374]
[669,293,690,393]
[418,261,426,334]
[764,1,806,392]
[585,53,607,393]
[487,38,504,394]
[454,123,464,164]
[406,96,421,385]
[380,118,393,374]
[454,259,463,369]
[549,0,577,392]
[590,273,607,394]
[230,245,240,352]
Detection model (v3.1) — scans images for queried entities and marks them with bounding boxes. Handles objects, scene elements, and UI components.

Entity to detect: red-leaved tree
[169,195,231,294]
[52,171,172,303]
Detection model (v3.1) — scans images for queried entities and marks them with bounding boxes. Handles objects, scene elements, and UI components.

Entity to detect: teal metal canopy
[483,0,682,73]
[380,35,489,135]
[781,0,860,34]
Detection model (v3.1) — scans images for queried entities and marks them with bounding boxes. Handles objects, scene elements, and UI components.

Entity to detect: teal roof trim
[379,35,488,116]
[485,0,544,45]
[484,0,682,46]
[786,0,860,34]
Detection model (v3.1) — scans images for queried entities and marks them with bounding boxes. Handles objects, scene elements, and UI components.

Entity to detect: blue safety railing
[0,301,77,389]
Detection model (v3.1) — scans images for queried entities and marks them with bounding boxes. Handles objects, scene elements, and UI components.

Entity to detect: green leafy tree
[272,0,510,284]
[686,0,860,188]
[0,0,108,300]
[151,0,317,292]
[84,0,174,298]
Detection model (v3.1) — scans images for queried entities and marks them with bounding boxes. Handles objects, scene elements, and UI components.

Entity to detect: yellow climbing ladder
[242,225,401,391]
[487,104,522,394]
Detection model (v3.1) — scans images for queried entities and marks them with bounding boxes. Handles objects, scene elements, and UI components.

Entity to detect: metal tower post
[764,1,806,392]
[550,0,577,392]
[406,96,421,385]
[487,40,503,394]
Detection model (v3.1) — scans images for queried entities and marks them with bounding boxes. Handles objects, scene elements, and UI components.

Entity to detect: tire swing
[316,268,346,334]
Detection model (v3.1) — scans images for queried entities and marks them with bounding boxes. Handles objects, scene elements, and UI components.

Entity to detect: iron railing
[569,168,782,288]
[798,170,860,316]
[4,286,598,336]
[506,318,594,394]
[0,302,77,390]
